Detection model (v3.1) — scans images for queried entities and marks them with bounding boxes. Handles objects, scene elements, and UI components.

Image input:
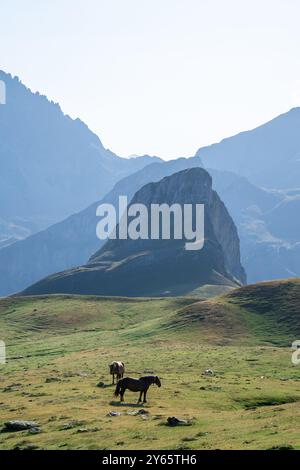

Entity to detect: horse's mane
[140,375,157,384]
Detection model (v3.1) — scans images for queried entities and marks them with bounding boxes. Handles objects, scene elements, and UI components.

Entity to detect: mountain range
[197,107,300,189]
[196,107,300,283]
[1,70,300,296]
[0,70,159,246]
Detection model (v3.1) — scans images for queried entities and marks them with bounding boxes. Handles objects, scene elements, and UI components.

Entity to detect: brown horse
[114,376,161,403]
[109,361,125,385]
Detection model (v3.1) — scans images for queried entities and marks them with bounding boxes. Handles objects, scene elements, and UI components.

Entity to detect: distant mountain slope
[241,236,300,284]
[22,168,245,297]
[208,169,281,220]
[0,157,203,296]
[264,196,300,242]
[234,187,300,283]
[2,153,299,295]
[0,70,159,243]
[196,108,300,189]
[195,109,300,283]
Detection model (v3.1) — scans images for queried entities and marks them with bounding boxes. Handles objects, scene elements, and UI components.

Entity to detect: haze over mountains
[23,168,245,297]
[0,71,159,246]
[1,70,300,296]
[0,159,295,295]
[197,107,300,189]
[0,157,205,295]
[197,109,300,283]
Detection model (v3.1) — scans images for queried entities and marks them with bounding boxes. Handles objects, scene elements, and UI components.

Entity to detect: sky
[0,0,300,159]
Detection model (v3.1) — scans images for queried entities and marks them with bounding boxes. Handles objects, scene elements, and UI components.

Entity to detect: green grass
[0,280,300,450]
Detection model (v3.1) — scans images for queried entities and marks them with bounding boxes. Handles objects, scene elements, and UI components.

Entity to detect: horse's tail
[114,380,122,397]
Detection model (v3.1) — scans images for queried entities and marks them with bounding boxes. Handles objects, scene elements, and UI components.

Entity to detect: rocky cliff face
[23,168,245,297]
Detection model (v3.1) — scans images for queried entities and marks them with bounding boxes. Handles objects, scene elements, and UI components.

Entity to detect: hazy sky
[1,0,300,159]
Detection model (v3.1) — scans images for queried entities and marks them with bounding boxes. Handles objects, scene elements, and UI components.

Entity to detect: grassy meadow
[0,283,300,450]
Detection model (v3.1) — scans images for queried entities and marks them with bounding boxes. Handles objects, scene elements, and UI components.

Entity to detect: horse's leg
[138,391,143,403]
[143,388,148,403]
[112,374,115,385]
[120,388,125,402]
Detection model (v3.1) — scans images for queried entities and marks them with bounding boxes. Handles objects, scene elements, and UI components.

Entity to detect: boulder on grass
[2,421,39,432]
[167,417,192,427]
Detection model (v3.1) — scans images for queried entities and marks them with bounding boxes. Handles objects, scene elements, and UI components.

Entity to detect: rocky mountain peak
[23,167,245,297]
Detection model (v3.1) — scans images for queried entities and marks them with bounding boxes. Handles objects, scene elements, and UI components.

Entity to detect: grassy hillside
[172,279,300,346]
[0,281,300,450]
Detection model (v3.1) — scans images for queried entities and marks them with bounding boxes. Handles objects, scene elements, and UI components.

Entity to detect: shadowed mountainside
[0,70,159,245]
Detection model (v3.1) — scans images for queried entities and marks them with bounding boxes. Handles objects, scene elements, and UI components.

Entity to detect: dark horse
[114,376,161,403]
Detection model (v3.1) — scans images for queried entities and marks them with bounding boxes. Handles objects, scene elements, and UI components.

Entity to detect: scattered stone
[14,443,39,451]
[24,392,48,398]
[137,409,149,415]
[267,444,294,451]
[45,377,61,383]
[77,372,89,378]
[203,369,214,376]
[167,417,192,427]
[107,411,121,417]
[96,382,105,388]
[76,427,99,434]
[48,416,57,422]
[127,409,149,416]
[63,371,89,378]
[2,421,39,432]
[200,385,221,392]
[60,420,85,430]
[196,431,210,437]
[2,383,21,393]
[28,427,42,435]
